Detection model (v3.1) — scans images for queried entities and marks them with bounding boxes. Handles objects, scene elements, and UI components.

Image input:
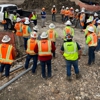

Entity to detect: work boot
[66,76,72,82]
[76,73,81,79]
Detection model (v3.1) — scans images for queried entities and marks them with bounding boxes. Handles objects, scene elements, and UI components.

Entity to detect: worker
[12,10,17,31]
[51,5,57,21]
[74,9,80,28]
[63,20,74,42]
[89,12,94,22]
[96,20,100,51]
[30,11,37,26]
[34,32,56,79]
[41,7,46,28]
[64,7,70,22]
[21,19,32,50]
[60,34,82,81]
[80,10,86,32]
[86,26,97,66]
[3,8,9,31]
[47,23,58,58]
[93,13,99,27]
[25,32,38,74]
[69,7,74,23]
[0,35,16,81]
[14,17,23,49]
[83,18,96,56]
[60,6,65,22]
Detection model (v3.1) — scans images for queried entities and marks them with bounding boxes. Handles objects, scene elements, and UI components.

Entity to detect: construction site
[0,0,100,100]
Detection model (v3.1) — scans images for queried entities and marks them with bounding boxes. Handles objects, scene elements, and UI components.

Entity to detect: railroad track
[0,54,40,91]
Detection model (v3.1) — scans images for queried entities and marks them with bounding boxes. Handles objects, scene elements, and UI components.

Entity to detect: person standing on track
[34,32,56,79]
[25,32,38,74]
[0,35,16,81]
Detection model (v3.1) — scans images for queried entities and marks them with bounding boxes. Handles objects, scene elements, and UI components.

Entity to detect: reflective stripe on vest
[26,39,37,55]
[0,44,14,64]
[5,11,8,18]
[15,23,22,36]
[22,25,29,37]
[63,42,78,60]
[13,15,17,21]
[64,27,72,35]
[88,33,97,46]
[31,14,37,20]
[61,9,65,14]
[48,29,56,42]
[38,40,52,56]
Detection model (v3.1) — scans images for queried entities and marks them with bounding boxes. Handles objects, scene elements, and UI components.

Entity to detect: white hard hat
[16,17,21,22]
[65,20,72,26]
[62,6,65,8]
[75,9,79,12]
[40,32,48,39]
[88,26,94,32]
[53,5,55,7]
[24,17,29,21]
[66,7,69,10]
[86,19,92,23]
[2,35,11,43]
[94,13,98,16]
[33,26,38,31]
[24,20,30,24]
[97,20,100,24]
[49,23,55,29]
[70,7,73,10]
[81,10,85,13]
[30,31,37,38]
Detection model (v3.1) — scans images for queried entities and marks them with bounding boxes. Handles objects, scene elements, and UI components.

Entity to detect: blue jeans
[88,46,96,65]
[25,54,38,73]
[0,64,11,77]
[40,59,51,78]
[66,60,79,76]
[52,14,56,21]
[96,39,100,51]
[64,16,68,22]
[23,37,28,50]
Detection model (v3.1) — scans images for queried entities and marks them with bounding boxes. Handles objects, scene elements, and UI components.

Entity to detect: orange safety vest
[64,10,70,16]
[88,33,97,47]
[80,13,85,27]
[0,44,14,64]
[64,27,72,34]
[38,40,52,56]
[15,23,23,36]
[26,39,37,55]
[61,9,65,15]
[69,10,74,17]
[48,29,56,42]
[22,25,29,37]
[51,8,57,14]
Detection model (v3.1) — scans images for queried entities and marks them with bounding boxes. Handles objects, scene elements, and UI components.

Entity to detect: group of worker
[0,5,100,82]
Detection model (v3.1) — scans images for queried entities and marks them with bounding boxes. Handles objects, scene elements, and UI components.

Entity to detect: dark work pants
[40,59,52,78]
[25,54,38,73]
[0,64,11,77]
[88,46,96,65]
[23,37,28,50]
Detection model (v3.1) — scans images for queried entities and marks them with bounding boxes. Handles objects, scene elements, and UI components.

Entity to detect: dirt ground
[0,14,100,100]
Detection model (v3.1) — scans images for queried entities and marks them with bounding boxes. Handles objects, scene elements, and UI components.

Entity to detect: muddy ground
[0,14,100,100]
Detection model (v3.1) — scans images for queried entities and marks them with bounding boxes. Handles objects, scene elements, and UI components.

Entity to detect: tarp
[78,1,100,11]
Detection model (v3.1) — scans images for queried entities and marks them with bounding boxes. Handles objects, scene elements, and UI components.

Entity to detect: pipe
[2,59,33,76]
[0,62,40,91]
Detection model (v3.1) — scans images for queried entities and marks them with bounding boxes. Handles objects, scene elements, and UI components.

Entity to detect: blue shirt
[41,11,46,18]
